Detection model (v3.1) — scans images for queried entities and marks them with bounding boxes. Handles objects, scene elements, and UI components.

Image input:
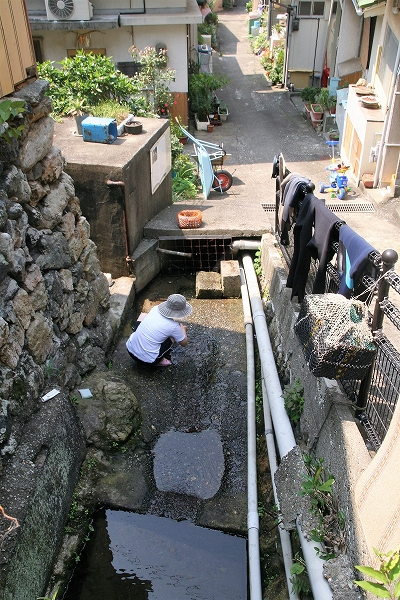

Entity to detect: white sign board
[150,128,171,194]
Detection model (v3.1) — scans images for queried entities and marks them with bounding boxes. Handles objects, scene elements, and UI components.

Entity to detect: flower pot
[195,114,210,131]
[207,124,214,133]
[218,107,229,121]
[179,136,188,145]
[125,121,143,135]
[75,114,90,135]
[304,103,312,119]
[311,104,324,120]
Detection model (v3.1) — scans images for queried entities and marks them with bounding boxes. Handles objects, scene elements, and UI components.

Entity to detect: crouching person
[126,294,192,367]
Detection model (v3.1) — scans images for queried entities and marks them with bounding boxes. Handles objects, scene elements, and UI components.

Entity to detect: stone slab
[196,270,223,298]
[221,260,241,298]
[153,429,224,499]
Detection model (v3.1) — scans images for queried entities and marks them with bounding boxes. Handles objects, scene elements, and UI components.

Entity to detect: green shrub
[37,52,137,117]
[300,86,320,104]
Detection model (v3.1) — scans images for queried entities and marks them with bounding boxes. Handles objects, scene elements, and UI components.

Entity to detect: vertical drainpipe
[242,254,333,600]
[373,45,400,188]
[105,179,132,271]
[240,268,263,600]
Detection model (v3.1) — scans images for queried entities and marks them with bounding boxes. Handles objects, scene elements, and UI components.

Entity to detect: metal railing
[272,163,400,451]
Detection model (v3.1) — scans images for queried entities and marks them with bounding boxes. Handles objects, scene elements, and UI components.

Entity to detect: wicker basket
[177,210,203,229]
[294,294,376,380]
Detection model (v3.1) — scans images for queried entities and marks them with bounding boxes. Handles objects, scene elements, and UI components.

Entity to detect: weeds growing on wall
[283,378,304,424]
[0,99,26,145]
[300,454,347,560]
[355,546,400,599]
[37,52,138,117]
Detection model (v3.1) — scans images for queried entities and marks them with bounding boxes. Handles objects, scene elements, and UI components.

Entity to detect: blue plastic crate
[82,117,117,144]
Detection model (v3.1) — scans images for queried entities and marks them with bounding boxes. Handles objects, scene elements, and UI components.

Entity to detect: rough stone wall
[0,80,116,599]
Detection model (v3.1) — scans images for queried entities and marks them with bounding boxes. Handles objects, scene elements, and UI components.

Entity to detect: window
[33,37,43,63]
[298,1,325,16]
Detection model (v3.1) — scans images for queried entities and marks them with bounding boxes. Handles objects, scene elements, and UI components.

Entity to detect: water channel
[59,272,276,599]
[63,509,247,599]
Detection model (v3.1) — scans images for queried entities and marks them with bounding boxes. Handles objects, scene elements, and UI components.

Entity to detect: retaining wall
[260,232,372,569]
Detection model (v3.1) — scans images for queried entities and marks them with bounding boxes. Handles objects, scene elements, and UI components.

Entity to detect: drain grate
[158,236,233,273]
[261,203,276,212]
[261,200,375,214]
[325,200,375,212]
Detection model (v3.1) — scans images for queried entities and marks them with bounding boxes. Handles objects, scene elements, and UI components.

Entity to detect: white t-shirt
[126,306,186,363]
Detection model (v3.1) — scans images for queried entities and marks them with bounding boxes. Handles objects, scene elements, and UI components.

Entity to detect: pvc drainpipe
[241,254,333,600]
[373,45,400,188]
[240,268,263,600]
[241,265,299,600]
[261,372,299,600]
[232,239,261,258]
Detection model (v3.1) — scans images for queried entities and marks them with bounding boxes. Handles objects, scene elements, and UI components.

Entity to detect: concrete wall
[59,117,172,279]
[0,80,130,600]
[260,232,372,567]
[32,25,189,92]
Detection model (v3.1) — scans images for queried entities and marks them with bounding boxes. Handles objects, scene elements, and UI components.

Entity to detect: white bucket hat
[158,294,193,319]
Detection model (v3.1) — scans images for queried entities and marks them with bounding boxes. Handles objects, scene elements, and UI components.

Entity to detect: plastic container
[82,117,117,144]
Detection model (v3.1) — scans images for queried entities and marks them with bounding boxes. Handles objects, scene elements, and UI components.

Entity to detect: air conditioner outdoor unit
[45,0,93,21]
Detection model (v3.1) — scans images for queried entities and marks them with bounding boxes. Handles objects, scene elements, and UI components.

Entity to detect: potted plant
[316,88,336,114]
[329,128,339,141]
[66,97,90,135]
[218,103,229,121]
[189,72,229,131]
[310,103,324,124]
[300,86,319,118]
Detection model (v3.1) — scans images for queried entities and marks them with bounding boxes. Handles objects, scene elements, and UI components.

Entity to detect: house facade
[26,0,203,124]
[284,0,399,194]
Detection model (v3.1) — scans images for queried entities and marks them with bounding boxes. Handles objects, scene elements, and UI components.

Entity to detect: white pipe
[241,269,263,600]
[261,374,300,600]
[232,239,261,257]
[241,261,298,599]
[242,254,295,458]
[242,254,333,600]
[373,44,400,188]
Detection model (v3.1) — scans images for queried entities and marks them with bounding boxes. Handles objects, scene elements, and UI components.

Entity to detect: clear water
[63,509,247,600]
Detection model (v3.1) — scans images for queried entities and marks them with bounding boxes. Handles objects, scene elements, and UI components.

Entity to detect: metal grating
[324,200,375,213]
[261,203,276,212]
[158,236,234,273]
[263,201,375,214]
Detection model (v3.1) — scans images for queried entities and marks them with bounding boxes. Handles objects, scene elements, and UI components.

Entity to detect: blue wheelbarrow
[177,123,233,199]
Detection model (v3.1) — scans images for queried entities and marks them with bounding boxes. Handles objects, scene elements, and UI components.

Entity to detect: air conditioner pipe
[240,267,263,600]
[241,253,333,600]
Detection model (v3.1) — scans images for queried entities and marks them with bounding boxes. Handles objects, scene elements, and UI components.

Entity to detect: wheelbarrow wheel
[212,170,233,193]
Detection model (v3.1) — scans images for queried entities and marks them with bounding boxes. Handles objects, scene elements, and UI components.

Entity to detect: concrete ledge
[108,276,136,336]
[131,239,161,293]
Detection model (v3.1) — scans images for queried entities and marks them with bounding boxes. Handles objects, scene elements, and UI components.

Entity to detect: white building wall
[34,24,188,92]
[335,0,363,71]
